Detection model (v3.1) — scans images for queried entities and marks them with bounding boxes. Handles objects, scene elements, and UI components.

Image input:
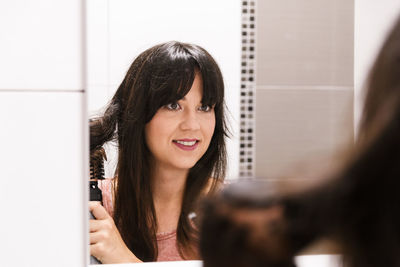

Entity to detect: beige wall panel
[256,0,354,86]
[255,88,353,178]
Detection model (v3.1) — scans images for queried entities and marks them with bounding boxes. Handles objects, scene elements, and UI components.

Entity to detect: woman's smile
[173,139,200,151]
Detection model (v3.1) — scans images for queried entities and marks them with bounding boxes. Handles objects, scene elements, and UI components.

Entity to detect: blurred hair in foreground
[199,13,400,267]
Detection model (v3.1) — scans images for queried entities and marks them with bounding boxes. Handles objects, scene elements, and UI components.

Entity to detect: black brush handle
[89,181,102,264]
[89,148,106,264]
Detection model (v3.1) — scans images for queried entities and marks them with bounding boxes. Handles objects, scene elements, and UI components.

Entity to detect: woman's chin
[172,160,199,171]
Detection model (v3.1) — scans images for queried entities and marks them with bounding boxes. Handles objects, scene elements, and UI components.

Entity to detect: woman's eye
[165,103,181,110]
[199,104,212,112]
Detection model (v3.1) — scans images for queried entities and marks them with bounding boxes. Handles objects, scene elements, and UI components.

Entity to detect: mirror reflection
[87,0,240,264]
[89,41,228,263]
[87,0,398,265]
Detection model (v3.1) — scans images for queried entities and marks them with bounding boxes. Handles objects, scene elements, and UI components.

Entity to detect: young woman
[89,41,228,263]
[199,13,400,267]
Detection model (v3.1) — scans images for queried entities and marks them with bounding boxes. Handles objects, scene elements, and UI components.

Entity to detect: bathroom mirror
[86,0,241,264]
[87,0,358,264]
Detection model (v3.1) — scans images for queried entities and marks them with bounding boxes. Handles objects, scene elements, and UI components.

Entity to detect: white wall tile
[354,0,400,135]
[108,0,242,89]
[0,91,87,267]
[86,0,109,87]
[88,85,110,116]
[0,0,83,90]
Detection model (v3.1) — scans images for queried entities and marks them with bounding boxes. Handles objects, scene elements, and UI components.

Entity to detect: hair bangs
[186,45,225,108]
[199,69,225,108]
[144,42,225,122]
[145,55,198,122]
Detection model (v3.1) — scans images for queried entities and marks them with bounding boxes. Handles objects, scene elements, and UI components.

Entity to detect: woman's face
[145,74,216,172]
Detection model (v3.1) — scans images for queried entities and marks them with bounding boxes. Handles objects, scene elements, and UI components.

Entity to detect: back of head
[199,13,400,267]
[331,13,400,267]
[358,14,400,144]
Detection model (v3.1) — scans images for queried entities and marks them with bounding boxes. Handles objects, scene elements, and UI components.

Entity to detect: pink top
[97,179,183,262]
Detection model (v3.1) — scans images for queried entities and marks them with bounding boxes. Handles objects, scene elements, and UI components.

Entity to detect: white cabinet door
[0,0,83,91]
[0,91,87,267]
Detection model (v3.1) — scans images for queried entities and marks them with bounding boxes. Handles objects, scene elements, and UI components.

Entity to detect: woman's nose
[180,110,201,131]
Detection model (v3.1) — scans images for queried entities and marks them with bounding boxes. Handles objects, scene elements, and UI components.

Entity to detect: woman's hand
[89,201,142,264]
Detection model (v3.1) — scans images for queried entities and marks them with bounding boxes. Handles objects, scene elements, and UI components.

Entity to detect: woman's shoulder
[98,178,116,216]
[98,177,116,190]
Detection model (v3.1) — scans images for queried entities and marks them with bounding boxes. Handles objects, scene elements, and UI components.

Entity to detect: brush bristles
[90,147,106,180]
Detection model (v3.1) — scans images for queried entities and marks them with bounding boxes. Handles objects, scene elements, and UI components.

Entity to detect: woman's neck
[151,163,189,233]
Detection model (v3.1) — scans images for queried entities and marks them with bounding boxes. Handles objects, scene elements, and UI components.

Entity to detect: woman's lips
[173,139,199,151]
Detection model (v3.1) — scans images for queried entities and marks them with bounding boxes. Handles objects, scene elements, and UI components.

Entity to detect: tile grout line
[0,89,84,93]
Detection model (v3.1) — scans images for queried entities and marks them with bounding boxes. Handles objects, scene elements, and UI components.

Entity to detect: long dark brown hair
[90,41,227,261]
[200,14,400,267]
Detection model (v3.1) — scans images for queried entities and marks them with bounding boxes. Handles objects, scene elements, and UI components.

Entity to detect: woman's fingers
[90,230,108,244]
[88,203,141,264]
[89,201,109,220]
[90,243,105,262]
[89,219,103,233]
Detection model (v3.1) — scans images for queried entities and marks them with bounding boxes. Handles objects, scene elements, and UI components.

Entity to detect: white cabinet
[0,91,87,267]
[0,0,83,91]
